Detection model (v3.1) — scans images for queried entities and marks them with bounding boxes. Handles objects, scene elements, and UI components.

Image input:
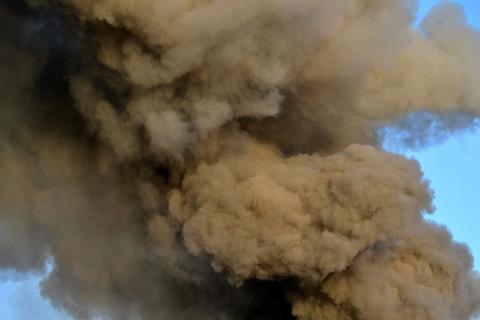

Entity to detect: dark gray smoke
[1,1,479,319]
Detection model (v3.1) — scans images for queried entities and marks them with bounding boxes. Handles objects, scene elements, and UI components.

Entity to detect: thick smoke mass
[1,0,480,319]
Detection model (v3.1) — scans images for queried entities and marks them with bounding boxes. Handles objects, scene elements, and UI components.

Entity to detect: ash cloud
[1,0,480,319]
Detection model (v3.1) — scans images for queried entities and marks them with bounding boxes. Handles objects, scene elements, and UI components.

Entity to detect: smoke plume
[1,0,480,319]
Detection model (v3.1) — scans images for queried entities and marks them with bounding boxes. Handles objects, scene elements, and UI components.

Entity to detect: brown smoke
[1,0,480,319]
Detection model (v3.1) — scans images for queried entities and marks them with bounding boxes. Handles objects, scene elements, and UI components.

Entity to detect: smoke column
[1,0,480,319]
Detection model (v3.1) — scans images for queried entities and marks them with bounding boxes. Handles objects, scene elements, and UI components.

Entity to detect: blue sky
[0,1,479,319]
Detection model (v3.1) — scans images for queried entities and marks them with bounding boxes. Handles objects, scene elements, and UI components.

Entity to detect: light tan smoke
[1,0,480,319]
[169,132,432,284]
[67,0,480,155]
[291,223,480,320]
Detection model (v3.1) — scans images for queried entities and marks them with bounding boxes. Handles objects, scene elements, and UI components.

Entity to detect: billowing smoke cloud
[1,0,480,319]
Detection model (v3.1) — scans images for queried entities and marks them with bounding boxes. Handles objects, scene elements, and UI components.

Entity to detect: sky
[0,1,479,319]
